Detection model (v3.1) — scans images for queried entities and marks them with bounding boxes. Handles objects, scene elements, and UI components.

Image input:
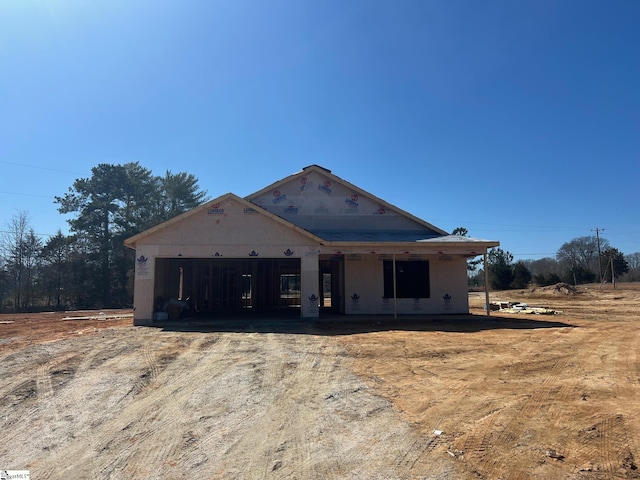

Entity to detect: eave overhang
[318,236,500,256]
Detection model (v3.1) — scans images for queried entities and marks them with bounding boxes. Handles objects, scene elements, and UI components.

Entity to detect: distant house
[125,165,499,325]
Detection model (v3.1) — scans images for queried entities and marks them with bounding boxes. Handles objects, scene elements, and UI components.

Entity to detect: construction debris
[62,313,134,321]
[546,449,565,460]
[487,301,562,315]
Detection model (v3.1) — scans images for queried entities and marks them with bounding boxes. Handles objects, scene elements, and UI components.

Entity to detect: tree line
[0,162,208,312]
[466,233,638,290]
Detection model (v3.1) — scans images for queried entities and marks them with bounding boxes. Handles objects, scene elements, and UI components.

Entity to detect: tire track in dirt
[143,345,161,381]
[0,370,38,409]
[0,379,38,413]
[302,335,390,478]
[459,330,597,478]
[542,341,598,426]
[498,328,632,479]
[297,335,433,478]
[149,334,270,475]
[0,354,42,398]
[254,397,317,479]
[142,334,258,475]
[0,350,74,456]
[34,360,59,455]
[31,352,87,459]
[394,423,444,471]
[573,326,640,477]
[36,352,83,402]
[623,328,640,474]
[558,323,640,477]
[35,352,82,399]
[260,333,287,389]
[634,335,640,385]
[31,333,232,479]
[598,414,624,475]
[497,367,590,477]
[461,356,569,478]
[241,334,326,478]
[298,337,345,374]
[223,334,359,479]
[36,362,55,399]
[576,413,636,476]
[94,334,235,477]
[9,323,463,479]
[288,337,353,479]
[75,338,182,479]
[57,337,136,478]
[342,337,466,478]
[462,422,496,460]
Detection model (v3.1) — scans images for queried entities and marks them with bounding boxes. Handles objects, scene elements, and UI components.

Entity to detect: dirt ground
[1,283,639,479]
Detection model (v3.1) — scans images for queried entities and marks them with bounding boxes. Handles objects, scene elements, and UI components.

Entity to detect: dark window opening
[383,260,430,298]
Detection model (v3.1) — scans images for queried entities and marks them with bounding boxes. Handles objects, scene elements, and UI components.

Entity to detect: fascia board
[244,168,305,200]
[324,239,500,251]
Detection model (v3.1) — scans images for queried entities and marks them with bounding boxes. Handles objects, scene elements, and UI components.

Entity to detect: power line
[0,191,55,199]
[0,229,61,237]
[438,220,591,232]
[0,160,83,175]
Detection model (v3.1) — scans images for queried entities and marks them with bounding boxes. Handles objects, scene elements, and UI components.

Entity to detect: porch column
[393,253,398,319]
[133,249,156,326]
[484,251,491,318]
[301,250,320,319]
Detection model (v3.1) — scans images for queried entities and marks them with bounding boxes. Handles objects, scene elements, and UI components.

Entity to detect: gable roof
[124,192,325,249]
[246,164,448,241]
[125,166,499,252]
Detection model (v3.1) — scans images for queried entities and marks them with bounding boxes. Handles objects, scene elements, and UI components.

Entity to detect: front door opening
[322,273,331,308]
[319,255,344,314]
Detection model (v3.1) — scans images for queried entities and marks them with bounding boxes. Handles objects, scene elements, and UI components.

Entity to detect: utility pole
[592,227,605,284]
[611,254,616,290]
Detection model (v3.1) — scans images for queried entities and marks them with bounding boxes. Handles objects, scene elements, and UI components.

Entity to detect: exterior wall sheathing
[342,254,469,315]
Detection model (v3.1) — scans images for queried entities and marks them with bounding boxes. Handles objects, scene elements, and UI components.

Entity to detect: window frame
[383,260,430,299]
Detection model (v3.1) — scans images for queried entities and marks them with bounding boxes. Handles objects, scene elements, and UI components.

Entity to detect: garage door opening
[154,258,301,317]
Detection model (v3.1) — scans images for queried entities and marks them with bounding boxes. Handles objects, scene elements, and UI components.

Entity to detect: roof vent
[302,164,332,173]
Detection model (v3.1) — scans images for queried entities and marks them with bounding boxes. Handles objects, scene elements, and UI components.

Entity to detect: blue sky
[1,0,638,260]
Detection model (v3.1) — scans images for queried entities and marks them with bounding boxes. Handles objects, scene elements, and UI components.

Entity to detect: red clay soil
[1,283,639,478]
